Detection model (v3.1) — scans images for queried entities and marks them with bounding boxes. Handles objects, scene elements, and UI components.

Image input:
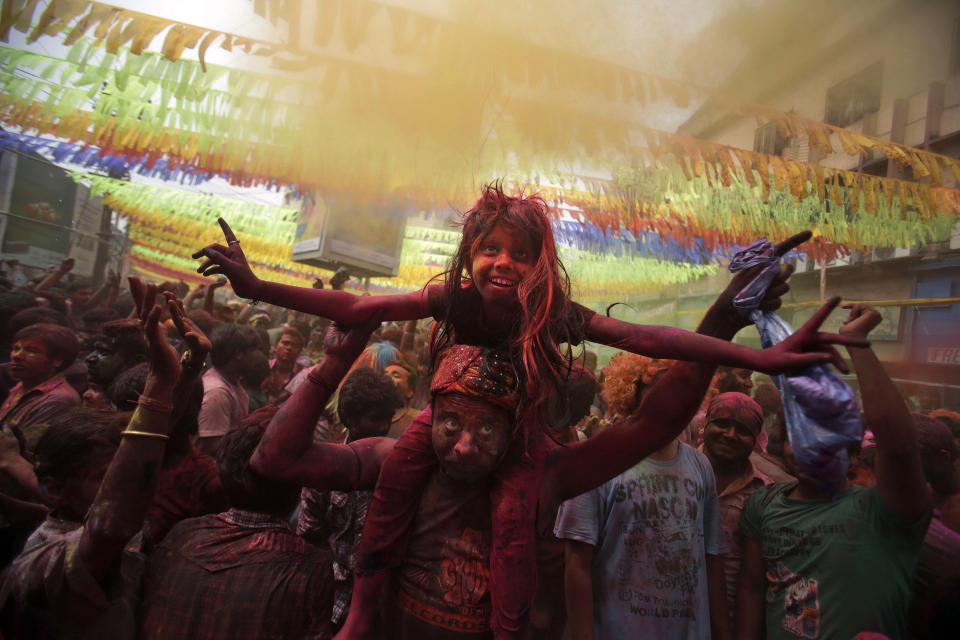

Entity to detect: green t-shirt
[740,482,930,640]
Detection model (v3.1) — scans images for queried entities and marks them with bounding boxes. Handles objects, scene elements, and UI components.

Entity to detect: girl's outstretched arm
[193,218,435,323]
[581,232,867,376]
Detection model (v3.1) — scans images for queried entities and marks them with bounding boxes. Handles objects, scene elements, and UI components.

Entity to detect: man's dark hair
[0,293,38,336]
[915,413,959,497]
[34,408,125,482]
[278,326,305,344]
[33,292,69,316]
[107,362,150,411]
[338,367,404,431]
[107,363,204,437]
[216,417,298,517]
[13,324,79,371]
[66,279,93,293]
[99,319,148,356]
[210,324,262,368]
[187,309,215,337]
[81,307,120,328]
[8,306,70,332]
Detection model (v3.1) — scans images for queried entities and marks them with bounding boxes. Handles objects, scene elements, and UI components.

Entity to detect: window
[753,121,789,155]
[824,62,882,127]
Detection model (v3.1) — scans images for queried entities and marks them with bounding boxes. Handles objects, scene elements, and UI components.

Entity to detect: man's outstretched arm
[251,320,394,491]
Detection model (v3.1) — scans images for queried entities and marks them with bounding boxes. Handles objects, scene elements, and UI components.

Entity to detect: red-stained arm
[79,279,180,582]
[547,239,849,503]
[252,280,432,324]
[580,231,863,376]
[546,357,717,503]
[583,310,859,376]
[251,320,394,490]
[33,258,73,293]
[193,218,434,323]
[841,304,931,523]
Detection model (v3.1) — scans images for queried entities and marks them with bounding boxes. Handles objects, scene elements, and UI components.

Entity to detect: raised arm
[840,303,931,523]
[193,218,433,322]
[85,270,119,310]
[548,234,854,502]
[182,282,205,311]
[79,278,182,581]
[582,232,863,375]
[33,258,73,293]
[202,276,225,315]
[250,319,395,490]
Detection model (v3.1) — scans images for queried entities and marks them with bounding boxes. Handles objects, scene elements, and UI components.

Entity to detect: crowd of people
[0,184,957,639]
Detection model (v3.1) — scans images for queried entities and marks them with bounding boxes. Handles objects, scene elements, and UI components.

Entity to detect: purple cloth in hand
[730,239,862,498]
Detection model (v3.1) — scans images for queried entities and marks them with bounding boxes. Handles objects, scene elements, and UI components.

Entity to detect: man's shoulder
[744,481,796,513]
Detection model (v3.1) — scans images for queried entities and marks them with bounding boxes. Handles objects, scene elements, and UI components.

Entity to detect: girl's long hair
[430,181,578,418]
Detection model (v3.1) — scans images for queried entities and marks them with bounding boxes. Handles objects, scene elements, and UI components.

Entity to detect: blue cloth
[729,239,862,498]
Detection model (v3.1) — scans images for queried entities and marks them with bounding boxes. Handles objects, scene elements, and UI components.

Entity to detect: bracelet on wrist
[122,430,169,441]
[138,396,175,413]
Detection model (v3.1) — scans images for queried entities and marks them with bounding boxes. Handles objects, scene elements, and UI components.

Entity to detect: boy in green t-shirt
[737,304,932,640]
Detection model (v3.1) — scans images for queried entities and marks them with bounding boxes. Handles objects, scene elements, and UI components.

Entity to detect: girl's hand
[191,218,261,299]
[759,297,869,374]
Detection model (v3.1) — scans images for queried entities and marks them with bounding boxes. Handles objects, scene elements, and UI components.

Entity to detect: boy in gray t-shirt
[555,439,729,640]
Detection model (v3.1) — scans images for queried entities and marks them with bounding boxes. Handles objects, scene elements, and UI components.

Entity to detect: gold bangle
[138,396,175,413]
[121,430,170,441]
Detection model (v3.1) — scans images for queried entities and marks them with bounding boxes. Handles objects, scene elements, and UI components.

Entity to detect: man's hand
[323,316,382,364]
[192,218,260,299]
[702,231,810,338]
[129,277,180,384]
[57,258,75,273]
[209,276,228,290]
[164,291,212,370]
[839,303,883,341]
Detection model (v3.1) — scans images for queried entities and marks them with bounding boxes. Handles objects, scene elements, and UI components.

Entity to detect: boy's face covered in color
[432,393,513,483]
[470,223,536,306]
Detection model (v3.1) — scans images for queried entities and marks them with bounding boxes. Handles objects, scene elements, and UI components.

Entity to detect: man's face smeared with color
[432,393,513,483]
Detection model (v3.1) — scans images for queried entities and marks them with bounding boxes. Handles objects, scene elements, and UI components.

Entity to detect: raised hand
[323,314,383,364]
[129,276,180,383]
[58,257,75,273]
[191,218,260,299]
[706,231,811,337]
[839,303,883,341]
[760,297,869,374]
[164,291,212,370]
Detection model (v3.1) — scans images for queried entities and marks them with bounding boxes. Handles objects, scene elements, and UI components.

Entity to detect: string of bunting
[1,0,279,70]
[4,39,959,240]
[7,0,960,205]
[0,129,215,184]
